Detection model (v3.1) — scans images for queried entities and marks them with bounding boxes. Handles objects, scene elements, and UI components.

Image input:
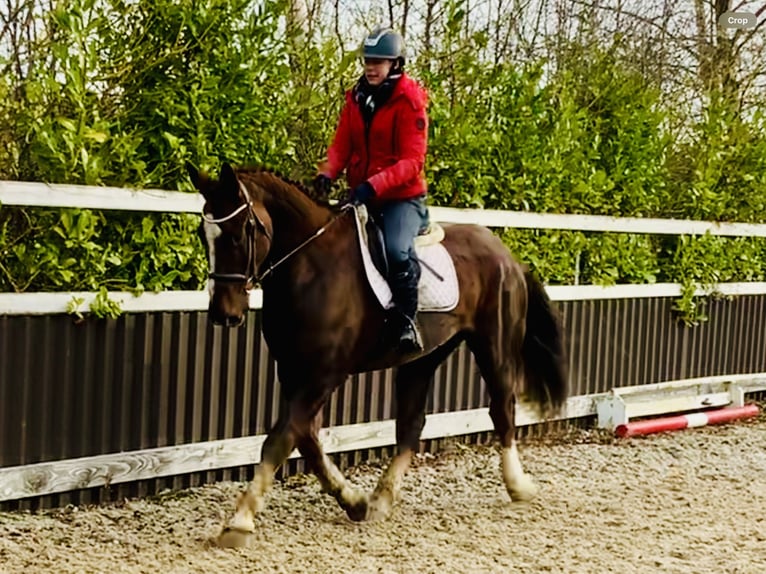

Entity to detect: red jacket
[322,73,428,202]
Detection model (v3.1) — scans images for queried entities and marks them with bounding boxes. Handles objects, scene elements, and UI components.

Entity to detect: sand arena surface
[1,413,765,574]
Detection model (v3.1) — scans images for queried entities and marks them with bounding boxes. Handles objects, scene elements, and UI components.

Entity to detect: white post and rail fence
[0,181,764,506]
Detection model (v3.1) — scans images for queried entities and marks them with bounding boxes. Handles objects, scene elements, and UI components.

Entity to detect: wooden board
[0,394,598,502]
[3,283,766,315]
[4,180,766,237]
[0,181,202,213]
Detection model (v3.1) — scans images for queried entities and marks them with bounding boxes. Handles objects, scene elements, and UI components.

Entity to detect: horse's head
[188,162,273,327]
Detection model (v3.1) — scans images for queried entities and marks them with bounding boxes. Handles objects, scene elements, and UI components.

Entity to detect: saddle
[352,205,458,313]
[364,214,445,279]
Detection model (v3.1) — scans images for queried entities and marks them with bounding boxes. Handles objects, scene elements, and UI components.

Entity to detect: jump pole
[615,404,760,438]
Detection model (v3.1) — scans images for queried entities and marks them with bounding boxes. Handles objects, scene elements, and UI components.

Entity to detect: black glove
[350,181,375,205]
[313,174,332,197]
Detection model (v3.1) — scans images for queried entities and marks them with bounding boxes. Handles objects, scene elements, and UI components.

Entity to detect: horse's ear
[186,161,209,194]
[219,162,239,200]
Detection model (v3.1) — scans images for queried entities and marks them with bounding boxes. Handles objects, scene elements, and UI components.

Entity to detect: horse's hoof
[508,476,539,503]
[217,527,256,548]
[344,492,370,522]
[366,496,393,522]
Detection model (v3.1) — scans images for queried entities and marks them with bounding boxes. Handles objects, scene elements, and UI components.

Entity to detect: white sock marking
[203,217,221,295]
[502,441,525,485]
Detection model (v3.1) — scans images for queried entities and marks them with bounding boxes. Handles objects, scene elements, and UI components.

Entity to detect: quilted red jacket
[322,73,429,202]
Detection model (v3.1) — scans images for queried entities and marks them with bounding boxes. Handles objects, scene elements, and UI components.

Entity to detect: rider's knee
[385,245,412,268]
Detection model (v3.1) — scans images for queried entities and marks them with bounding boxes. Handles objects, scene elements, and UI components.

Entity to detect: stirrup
[398,315,423,352]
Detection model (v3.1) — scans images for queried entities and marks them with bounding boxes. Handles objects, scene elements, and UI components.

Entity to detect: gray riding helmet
[362,26,405,64]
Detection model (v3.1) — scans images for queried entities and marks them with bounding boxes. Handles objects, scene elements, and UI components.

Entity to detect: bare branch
[423,0,438,55]
[333,0,343,50]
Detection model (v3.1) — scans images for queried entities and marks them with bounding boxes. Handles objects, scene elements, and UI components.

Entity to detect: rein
[257,205,352,281]
[202,180,353,286]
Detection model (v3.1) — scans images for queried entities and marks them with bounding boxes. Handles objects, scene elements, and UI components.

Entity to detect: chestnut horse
[188,163,568,547]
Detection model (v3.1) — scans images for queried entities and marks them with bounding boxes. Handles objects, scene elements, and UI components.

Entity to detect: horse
[187,162,568,548]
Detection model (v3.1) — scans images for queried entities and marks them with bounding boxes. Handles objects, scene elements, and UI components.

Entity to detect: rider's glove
[350,181,375,205]
[312,174,333,197]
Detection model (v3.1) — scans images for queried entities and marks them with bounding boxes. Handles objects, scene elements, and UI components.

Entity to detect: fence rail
[3,180,766,236]
[0,395,599,502]
[3,282,766,316]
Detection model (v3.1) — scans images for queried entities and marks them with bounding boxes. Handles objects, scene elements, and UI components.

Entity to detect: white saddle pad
[352,205,459,313]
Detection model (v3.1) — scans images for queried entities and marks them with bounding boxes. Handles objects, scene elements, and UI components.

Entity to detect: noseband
[201,182,272,287]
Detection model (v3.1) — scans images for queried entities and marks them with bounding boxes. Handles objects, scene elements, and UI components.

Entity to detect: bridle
[201,182,272,288]
[201,180,353,288]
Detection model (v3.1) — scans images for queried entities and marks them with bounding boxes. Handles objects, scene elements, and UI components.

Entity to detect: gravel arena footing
[1,411,765,574]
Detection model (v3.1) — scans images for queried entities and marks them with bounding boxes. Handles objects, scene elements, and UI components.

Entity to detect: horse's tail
[521,270,568,413]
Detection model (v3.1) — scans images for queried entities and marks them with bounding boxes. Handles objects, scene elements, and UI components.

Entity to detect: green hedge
[1,0,765,323]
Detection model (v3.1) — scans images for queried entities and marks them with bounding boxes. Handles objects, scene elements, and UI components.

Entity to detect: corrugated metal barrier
[1,295,764,509]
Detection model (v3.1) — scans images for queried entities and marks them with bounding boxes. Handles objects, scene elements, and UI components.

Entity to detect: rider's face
[364,58,395,86]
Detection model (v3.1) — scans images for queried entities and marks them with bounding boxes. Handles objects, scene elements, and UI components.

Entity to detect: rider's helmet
[362,26,405,65]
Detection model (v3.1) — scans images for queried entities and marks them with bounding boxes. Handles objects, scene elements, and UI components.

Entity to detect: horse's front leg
[287,374,368,521]
[217,417,295,548]
[218,408,295,548]
[295,408,369,522]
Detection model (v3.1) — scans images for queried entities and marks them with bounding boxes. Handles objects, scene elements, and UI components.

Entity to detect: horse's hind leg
[467,275,538,503]
[368,340,460,521]
[468,333,538,502]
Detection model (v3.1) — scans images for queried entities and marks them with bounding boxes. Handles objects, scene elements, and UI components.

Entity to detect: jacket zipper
[361,91,398,185]
[363,115,371,181]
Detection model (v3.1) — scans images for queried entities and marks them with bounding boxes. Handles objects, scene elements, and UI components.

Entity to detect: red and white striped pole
[615,404,760,438]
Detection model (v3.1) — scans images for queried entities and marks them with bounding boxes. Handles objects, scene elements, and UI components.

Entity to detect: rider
[314,26,430,353]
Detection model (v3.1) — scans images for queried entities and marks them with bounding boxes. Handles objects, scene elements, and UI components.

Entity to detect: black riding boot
[389,259,423,353]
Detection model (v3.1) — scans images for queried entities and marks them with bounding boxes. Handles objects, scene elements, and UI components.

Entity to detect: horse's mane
[235,166,337,210]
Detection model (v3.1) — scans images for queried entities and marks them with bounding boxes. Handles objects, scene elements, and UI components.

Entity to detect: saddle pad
[352,205,460,313]
[415,222,445,246]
